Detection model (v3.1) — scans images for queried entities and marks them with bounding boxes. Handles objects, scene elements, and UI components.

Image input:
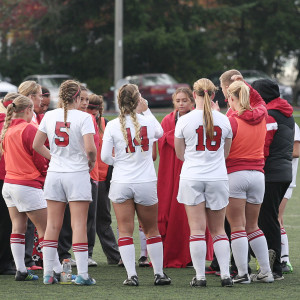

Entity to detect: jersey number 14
[126,126,149,153]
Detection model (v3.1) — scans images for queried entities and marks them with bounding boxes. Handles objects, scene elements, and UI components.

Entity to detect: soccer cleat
[190,277,207,287]
[15,270,39,281]
[250,271,274,283]
[138,256,150,267]
[123,275,139,286]
[273,273,284,281]
[232,274,250,284]
[154,273,171,285]
[88,257,98,267]
[221,276,233,287]
[281,261,293,274]
[27,265,43,271]
[268,249,276,272]
[74,275,96,286]
[43,275,58,285]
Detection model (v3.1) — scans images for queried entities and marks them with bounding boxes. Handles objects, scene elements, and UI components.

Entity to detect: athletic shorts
[2,183,47,212]
[228,170,264,204]
[109,181,158,206]
[284,187,294,200]
[44,171,92,202]
[177,179,229,210]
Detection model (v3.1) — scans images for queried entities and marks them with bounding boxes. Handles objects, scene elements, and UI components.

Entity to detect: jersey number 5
[55,122,70,147]
[126,126,149,153]
[196,125,222,151]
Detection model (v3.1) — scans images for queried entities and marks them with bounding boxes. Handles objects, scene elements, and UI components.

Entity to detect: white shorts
[228,170,265,204]
[2,183,47,212]
[44,171,92,202]
[177,179,229,210]
[284,187,294,200]
[109,181,158,206]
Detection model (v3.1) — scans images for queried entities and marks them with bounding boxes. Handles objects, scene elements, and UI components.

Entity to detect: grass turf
[1,112,300,299]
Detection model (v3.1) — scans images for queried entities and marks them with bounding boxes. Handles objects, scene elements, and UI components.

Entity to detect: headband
[73,88,80,98]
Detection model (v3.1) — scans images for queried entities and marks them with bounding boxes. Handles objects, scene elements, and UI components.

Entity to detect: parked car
[103,73,190,110]
[207,70,293,107]
[0,73,18,98]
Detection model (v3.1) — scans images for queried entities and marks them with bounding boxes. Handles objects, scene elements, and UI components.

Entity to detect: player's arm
[174,137,185,161]
[292,141,300,158]
[224,138,232,159]
[33,130,51,160]
[83,133,97,172]
[152,141,157,161]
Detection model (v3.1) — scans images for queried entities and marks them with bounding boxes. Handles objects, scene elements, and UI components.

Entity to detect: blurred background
[0,0,300,109]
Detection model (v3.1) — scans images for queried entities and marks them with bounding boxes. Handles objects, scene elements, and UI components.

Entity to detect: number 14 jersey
[102,109,163,183]
[175,109,232,181]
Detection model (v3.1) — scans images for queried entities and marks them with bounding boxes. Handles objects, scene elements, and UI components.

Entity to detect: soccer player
[225,80,274,283]
[1,95,48,281]
[33,80,97,285]
[101,83,171,286]
[175,78,233,287]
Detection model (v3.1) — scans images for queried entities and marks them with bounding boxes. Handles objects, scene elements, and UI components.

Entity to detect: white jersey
[101,109,163,183]
[39,108,95,172]
[290,123,300,188]
[175,109,232,181]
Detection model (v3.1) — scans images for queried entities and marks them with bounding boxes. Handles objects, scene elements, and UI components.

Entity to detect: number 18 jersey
[175,109,232,181]
[39,108,95,172]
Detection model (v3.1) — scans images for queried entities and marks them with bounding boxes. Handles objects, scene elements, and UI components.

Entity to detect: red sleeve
[228,117,238,139]
[158,112,176,153]
[264,115,277,159]
[22,125,48,177]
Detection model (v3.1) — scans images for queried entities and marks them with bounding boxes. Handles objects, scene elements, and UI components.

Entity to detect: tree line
[0,0,299,95]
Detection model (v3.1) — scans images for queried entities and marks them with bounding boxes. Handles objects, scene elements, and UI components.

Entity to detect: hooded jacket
[264,98,294,182]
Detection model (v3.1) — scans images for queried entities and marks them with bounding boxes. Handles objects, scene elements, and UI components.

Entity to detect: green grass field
[1,112,300,300]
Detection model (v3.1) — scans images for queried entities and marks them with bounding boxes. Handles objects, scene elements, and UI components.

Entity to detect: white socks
[10,233,27,273]
[248,229,271,274]
[190,235,206,279]
[280,227,290,263]
[146,235,163,276]
[213,235,230,278]
[73,243,88,280]
[231,231,248,276]
[139,227,147,258]
[43,240,58,277]
[118,237,137,278]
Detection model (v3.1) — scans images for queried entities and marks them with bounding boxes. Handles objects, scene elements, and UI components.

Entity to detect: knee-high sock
[139,226,147,258]
[146,235,163,276]
[73,243,88,280]
[10,234,26,273]
[248,229,271,274]
[40,237,62,273]
[43,240,58,277]
[213,235,230,278]
[119,237,137,278]
[231,231,248,276]
[280,227,290,263]
[190,235,206,280]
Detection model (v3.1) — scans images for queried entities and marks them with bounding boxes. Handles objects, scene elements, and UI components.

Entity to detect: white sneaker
[88,257,98,267]
[250,271,274,283]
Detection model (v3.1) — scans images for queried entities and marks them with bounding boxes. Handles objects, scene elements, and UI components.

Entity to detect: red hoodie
[264,98,294,159]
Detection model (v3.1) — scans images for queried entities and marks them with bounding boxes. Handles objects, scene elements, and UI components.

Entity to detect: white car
[0,81,18,98]
[23,74,72,109]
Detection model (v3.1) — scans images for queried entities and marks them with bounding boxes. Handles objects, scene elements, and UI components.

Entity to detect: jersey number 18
[196,125,222,151]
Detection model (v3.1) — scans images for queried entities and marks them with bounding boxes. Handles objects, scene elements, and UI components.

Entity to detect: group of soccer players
[0,68,297,287]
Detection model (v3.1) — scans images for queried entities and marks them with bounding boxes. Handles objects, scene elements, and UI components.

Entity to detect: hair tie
[73,88,80,99]
[204,90,208,93]
[12,103,16,108]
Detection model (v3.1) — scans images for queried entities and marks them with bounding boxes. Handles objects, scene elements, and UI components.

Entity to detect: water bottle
[60,258,72,284]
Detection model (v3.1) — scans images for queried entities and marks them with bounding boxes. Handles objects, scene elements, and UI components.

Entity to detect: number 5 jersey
[174,109,232,181]
[101,109,163,183]
[38,108,95,172]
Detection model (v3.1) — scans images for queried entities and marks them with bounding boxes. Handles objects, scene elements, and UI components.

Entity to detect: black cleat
[123,275,139,286]
[221,276,233,287]
[190,277,207,287]
[154,273,171,285]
